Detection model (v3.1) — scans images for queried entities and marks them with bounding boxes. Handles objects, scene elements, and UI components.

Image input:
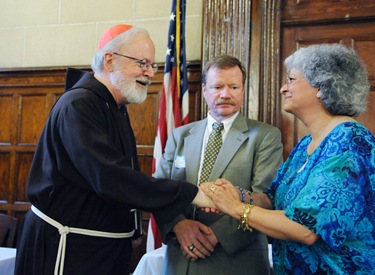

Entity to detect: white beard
[110,70,147,104]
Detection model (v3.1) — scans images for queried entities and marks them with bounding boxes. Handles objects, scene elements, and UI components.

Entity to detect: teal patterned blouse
[265,122,375,274]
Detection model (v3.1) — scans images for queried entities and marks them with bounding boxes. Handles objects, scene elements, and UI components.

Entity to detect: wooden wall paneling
[0,153,11,204]
[202,0,252,118]
[202,0,281,126]
[353,38,375,134]
[0,95,12,142]
[186,64,203,123]
[282,0,375,25]
[256,0,282,126]
[357,93,375,134]
[0,68,68,219]
[19,94,47,144]
[0,94,12,210]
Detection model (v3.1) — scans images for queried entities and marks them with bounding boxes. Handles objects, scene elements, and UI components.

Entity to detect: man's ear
[202,83,206,93]
[103,52,115,72]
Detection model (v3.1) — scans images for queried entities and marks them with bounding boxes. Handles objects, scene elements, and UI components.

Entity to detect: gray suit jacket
[154,115,283,275]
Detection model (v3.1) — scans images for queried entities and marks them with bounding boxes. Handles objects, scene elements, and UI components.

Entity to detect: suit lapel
[209,116,249,181]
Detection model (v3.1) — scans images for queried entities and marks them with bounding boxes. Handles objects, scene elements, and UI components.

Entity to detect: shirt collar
[206,112,239,133]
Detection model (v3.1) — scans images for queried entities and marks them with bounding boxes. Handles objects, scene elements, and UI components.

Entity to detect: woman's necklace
[297,155,309,173]
[297,129,325,174]
[297,131,325,173]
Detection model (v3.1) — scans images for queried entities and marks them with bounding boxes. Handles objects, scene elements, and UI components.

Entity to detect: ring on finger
[188,244,195,252]
[210,185,217,193]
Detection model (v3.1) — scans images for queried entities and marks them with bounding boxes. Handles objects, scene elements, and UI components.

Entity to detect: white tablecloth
[0,247,16,275]
[133,244,273,275]
[133,245,166,275]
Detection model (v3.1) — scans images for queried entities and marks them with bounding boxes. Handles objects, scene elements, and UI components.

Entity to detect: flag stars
[170,12,176,21]
[166,48,172,56]
[170,35,175,42]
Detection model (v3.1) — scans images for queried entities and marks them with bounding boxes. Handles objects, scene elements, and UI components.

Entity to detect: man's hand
[199,183,222,213]
[174,220,217,261]
[192,186,216,209]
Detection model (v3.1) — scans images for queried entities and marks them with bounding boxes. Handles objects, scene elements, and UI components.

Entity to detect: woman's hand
[201,178,243,217]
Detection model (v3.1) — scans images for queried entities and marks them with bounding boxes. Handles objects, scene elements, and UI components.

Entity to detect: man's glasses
[113,52,158,73]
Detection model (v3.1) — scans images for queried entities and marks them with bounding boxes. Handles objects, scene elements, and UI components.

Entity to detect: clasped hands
[176,219,217,261]
[197,178,243,215]
[180,179,243,261]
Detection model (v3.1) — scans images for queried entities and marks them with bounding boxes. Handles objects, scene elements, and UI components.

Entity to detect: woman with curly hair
[203,44,375,274]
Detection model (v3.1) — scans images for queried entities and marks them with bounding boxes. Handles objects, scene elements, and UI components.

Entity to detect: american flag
[147,0,189,252]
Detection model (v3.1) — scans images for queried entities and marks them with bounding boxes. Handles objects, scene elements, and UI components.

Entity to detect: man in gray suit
[154,55,283,274]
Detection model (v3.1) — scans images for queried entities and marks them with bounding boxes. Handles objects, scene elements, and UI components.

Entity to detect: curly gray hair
[284,44,370,117]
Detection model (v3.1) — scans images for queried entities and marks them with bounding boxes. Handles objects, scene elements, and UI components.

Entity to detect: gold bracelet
[238,204,254,231]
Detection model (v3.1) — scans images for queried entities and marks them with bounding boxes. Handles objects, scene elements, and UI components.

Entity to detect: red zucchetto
[97,24,133,50]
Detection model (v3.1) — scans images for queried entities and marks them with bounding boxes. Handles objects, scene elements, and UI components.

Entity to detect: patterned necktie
[199,122,224,184]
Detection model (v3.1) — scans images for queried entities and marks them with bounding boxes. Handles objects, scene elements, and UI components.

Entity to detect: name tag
[174,155,186,169]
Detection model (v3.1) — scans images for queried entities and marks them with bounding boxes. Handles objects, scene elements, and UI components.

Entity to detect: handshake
[193,178,245,217]
[179,178,256,261]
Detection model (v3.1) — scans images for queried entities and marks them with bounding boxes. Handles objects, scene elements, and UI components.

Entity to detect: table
[133,244,273,275]
[0,247,16,275]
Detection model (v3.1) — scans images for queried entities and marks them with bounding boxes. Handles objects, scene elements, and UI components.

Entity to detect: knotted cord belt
[31,205,135,275]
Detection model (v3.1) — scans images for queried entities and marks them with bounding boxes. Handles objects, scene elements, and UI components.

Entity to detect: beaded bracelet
[238,204,254,231]
[235,186,245,203]
[246,189,253,205]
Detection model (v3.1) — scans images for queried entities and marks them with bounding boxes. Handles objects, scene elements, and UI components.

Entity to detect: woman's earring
[316,90,322,98]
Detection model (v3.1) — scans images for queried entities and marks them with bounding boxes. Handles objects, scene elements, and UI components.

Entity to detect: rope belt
[31,205,135,275]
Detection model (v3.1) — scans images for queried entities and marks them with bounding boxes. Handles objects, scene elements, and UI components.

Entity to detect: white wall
[0,0,202,68]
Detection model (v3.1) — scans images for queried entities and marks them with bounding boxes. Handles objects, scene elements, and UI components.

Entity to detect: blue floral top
[265,122,375,274]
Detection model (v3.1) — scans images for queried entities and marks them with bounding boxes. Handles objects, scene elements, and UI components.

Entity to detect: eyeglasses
[112,52,158,73]
[285,76,297,87]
